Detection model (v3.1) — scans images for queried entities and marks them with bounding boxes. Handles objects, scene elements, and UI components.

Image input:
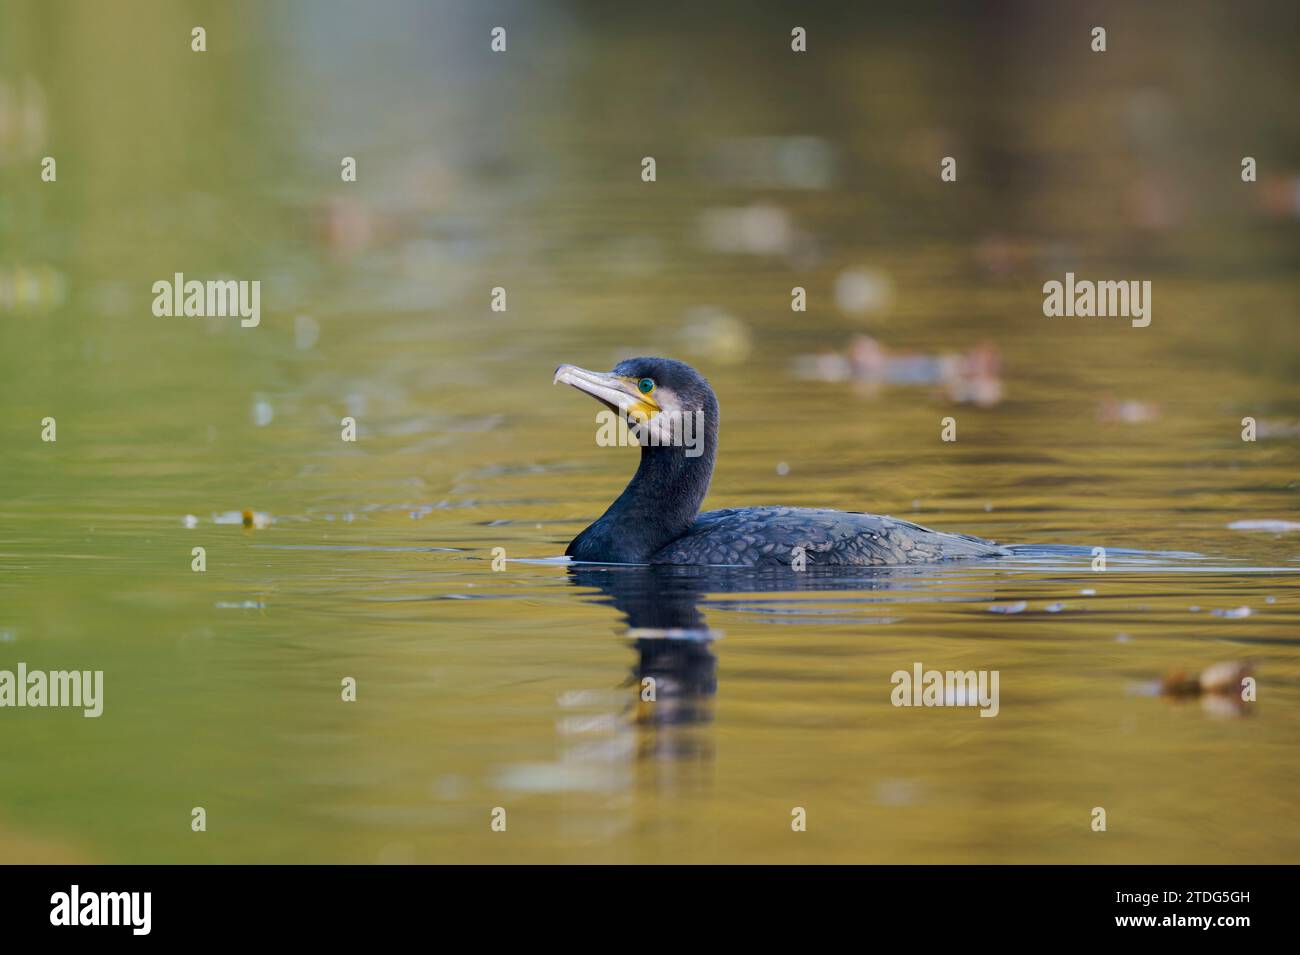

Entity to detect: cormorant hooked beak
[554,363,660,424]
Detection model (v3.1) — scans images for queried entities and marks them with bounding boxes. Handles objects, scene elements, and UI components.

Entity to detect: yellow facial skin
[623,379,660,425]
[553,364,661,424]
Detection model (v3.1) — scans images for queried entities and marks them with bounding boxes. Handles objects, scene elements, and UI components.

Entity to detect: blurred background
[1,0,1298,863]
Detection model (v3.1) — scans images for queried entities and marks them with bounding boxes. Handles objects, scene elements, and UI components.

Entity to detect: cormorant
[554,357,1011,566]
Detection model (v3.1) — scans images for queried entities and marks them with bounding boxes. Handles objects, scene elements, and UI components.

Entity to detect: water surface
[1,0,1298,863]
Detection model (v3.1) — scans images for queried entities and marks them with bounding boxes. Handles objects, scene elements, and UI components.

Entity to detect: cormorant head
[553,357,719,439]
[555,357,720,564]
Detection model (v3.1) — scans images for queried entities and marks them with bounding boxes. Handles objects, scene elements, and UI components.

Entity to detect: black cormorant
[554,357,1011,566]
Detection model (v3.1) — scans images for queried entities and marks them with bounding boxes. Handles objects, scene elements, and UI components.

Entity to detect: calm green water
[2,1,1298,863]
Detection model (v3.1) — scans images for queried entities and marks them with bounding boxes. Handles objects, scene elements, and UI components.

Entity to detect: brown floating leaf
[1160,661,1253,697]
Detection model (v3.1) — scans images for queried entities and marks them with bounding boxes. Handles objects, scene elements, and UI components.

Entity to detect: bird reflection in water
[565,563,935,780]
[568,564,720,773]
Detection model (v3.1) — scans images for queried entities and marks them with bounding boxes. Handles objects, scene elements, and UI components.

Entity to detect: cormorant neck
[567,410,718,563]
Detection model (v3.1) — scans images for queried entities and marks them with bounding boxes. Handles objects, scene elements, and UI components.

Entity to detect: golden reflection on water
[1,1,1298,862]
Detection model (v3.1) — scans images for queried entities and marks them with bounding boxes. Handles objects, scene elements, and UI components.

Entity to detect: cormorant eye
[637,378,655,395]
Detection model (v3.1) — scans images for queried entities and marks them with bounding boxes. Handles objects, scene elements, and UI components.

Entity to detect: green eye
[637,378,655,395]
